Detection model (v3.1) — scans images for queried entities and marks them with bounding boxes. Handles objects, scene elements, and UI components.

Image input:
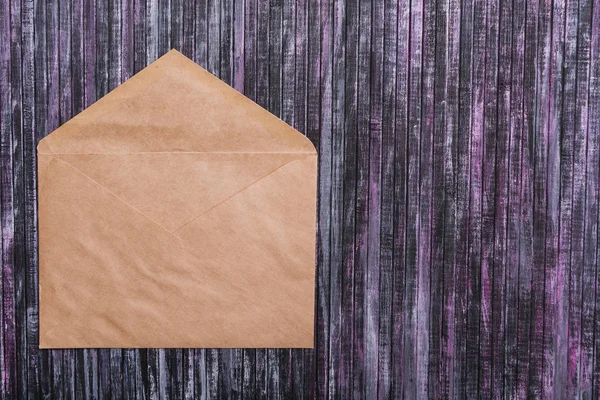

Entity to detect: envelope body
[38,50,317,348]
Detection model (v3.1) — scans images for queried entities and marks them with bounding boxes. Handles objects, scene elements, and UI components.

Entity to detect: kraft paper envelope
[37,50,317,348]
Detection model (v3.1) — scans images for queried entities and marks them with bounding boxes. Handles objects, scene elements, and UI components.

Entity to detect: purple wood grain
[591,3,600,398]
[392,0,409,397]
[1,0,600,398]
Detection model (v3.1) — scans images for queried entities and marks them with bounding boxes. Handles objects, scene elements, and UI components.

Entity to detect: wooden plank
[181,0,194,57]
[207,0,220,75]
[568,0,591,396]
[132,0,145,72]
[51,351,64,398]
[121,0,134,81]
[108,0,122,90]
[123,349,137,400]
[96,0,109,98]
[0,0,17,396]
[378,0,397,397]
[479,0,499,395]
[367,0,382,394]
[556,3,578,396]
[219,0,232,84]
[418,0,435,396]
[83,349,98,399]
[157,0,170,55]
[492,0,512,397]
[441,0,460,396]
[182,349,194,399]
[315,0,334,397]
[392,0,409,397]
[9,0,27,397]
[243,0,257,99]
[232,0,244,91]
[220,350,242,399]
[518,0,538,395]
[543,0,566,398]
[591,2,600,397]
[574,0,594,397]
[466,0,486,396]
[430,0,446,396]
[454,0,474,396]
[194,345,207,399]
[20,0,41,397]
[166,349,183,398]
[403,0,423,397]
[529,0,552,394]
[504,0,526,396]
[84,0,97,105]
[353,0,371,396]
[146,0,159,63]
[339,0,357,395]
[71,0,84,117]
[170,0,182,50]
[194,0,207,66]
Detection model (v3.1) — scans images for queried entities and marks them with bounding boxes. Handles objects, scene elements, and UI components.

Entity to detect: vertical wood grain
[392,0,409,398]
[2,0,600,398]
[404,0,423,397]
[378,0,396,397]
[544,0,565,397]
[591,2,600,398]
[0,0,16,397]
[20,0,40,397]
[505,0,525,396]
[455,0,474,396]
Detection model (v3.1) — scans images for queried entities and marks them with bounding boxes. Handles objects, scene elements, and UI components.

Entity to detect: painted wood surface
[1,0,599,398]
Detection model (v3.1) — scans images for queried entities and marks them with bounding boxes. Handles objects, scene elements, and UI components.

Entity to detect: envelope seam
[46,155,175,235]
[43,156,281,319]
[171,154,314,235]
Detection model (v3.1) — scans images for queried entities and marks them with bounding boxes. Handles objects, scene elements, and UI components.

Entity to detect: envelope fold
[50,152,308,232]
[176,156,317,309]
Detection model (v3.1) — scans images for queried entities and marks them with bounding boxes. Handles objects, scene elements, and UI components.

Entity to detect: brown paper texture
[38,50,317,348]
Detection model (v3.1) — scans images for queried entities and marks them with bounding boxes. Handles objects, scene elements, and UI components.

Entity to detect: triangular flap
[175,156,318,340]
[53,153,307,232]
[38,50,316,155]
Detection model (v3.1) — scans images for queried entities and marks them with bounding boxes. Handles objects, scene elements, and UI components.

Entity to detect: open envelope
[37,50,317,348]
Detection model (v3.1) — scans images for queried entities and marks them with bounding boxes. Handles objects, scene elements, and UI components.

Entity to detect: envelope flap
[37,50,316,155]
[50,152,307,233]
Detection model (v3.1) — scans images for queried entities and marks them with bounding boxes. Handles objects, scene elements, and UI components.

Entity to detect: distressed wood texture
[1,0,600,398]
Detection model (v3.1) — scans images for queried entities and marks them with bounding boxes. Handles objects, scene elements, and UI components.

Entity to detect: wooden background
[1,0,600,398]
